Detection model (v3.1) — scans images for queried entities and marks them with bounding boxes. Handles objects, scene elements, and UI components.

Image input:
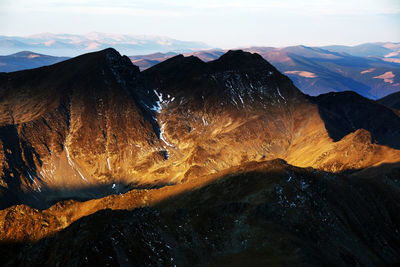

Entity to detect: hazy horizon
[0,0,399,48]
[1,31,400,50]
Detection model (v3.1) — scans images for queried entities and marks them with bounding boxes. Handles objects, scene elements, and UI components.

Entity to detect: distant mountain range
[131,43,400,99]
[1,39,399,99]
[0,32,210,56]
[0,51,69,72]
[322,42,400,62]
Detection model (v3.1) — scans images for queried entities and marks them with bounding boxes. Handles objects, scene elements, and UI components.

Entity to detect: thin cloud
[5,0,400,16]
[0,0,398,46]
[41,6,186,17]
[133,0,400,15]
[3,0,188,17]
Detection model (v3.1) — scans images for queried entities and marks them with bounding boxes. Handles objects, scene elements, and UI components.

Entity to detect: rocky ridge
[0,48,399,209]
[0,48,400,266]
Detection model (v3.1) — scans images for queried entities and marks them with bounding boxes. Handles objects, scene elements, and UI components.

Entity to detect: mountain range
[0,32,210,57]
[0,51,69,73]
[322,42,400,62]
[1,40,399,99]
[0,48,399,265]
[130,43,400,99]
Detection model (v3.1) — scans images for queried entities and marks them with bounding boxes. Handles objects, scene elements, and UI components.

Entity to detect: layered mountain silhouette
[0,51,69,72]
[0,33,210,56]
[0,48,400,265]
[322,42,400,60]
[3,42,399,99]
[131,44,400,99]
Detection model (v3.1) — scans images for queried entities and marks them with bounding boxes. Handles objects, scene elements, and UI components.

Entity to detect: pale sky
[0,0,399,48]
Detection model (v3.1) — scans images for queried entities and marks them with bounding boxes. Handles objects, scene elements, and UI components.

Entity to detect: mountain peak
[10,51,42,57]
[69,47,140,74]
[162,54,205,65]
[143,54,206,79]
[102,47,120,55]
[143,50,279,77]
[209,49,276,72]
[83,47,124,61]
[216,49,263,62]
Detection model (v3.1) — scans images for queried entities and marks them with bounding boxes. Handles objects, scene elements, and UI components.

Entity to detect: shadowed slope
[0,49,399,210]
[378,91,400,110]
[1,160,400,266]
[309,91,400,148]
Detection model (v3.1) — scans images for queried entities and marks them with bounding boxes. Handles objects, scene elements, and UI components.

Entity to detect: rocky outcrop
[0,49,399,210]
[1,48,400,266]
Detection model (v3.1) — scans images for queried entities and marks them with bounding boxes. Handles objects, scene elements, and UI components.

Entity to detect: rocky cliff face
[0,48,166,209]
[0,48,399,209]
[1,48,400,266]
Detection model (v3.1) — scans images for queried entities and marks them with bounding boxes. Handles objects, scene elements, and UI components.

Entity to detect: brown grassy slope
[0,49,399,210]
[2,159,400,266]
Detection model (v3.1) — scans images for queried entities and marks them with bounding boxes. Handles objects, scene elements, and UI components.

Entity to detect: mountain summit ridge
[0,47,400,266]
[0,48,399,211]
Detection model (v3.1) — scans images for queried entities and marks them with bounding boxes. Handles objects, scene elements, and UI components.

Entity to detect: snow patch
[361,68,375,74]
[383,43,400,49]
[277,87,285,101]
[107,157,112,171]
[201,115,208,126]
[238,94,244,105]
[382,58,400,64]
[373,71,395,84]
[151,89,163,113]
[150,89,176,113]
[384,51,400,58]
[65,146,89,182]
[160,122,173,147]
[44,40,56,46]
[285,70,317,78]
[27,172,42,192]
[28,54,40,59]
[231,96,238,106]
